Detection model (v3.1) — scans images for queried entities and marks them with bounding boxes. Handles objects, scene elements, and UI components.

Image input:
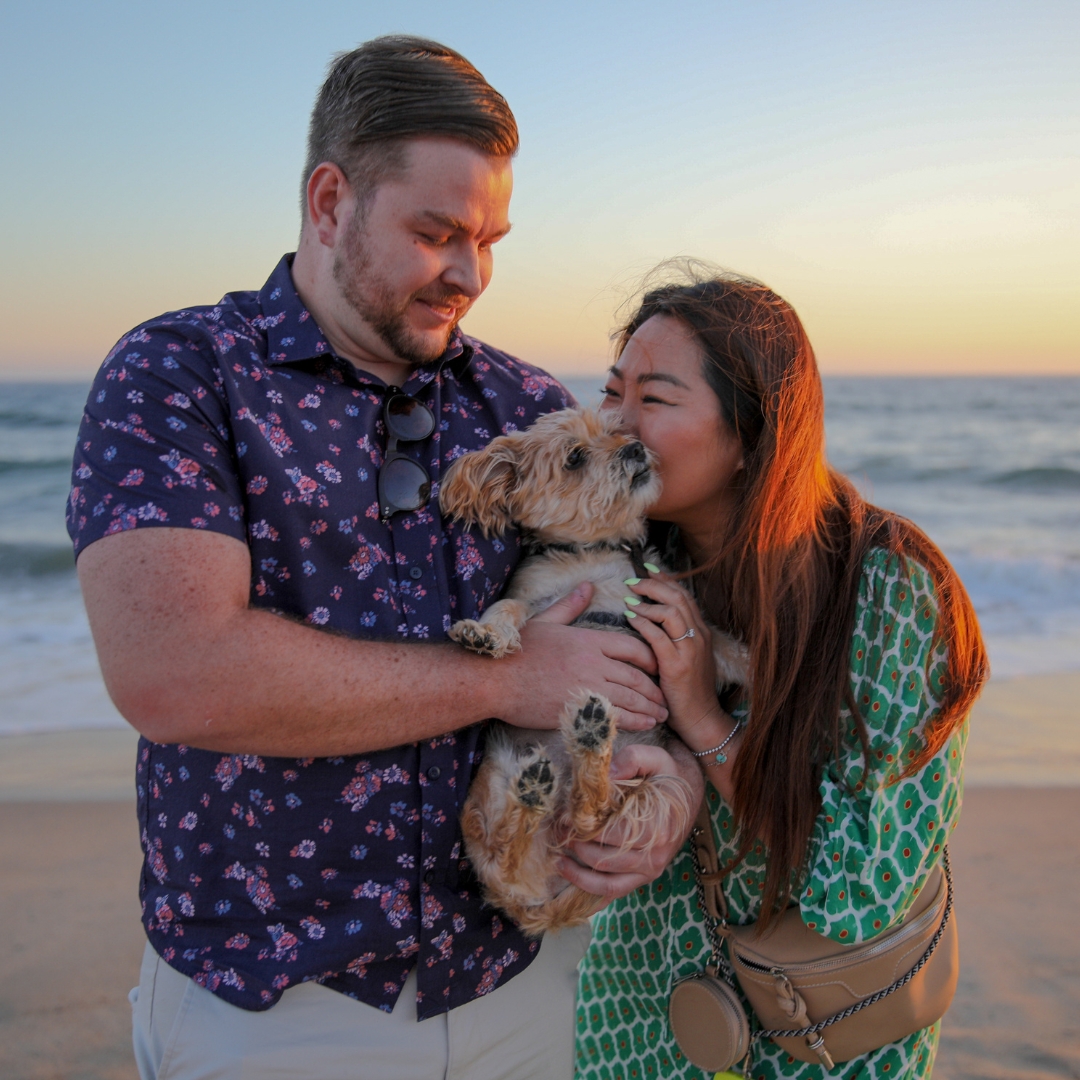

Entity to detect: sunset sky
[1,0,1077,379]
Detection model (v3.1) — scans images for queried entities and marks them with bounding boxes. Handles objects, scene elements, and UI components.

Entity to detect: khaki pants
[130,922,590,1080]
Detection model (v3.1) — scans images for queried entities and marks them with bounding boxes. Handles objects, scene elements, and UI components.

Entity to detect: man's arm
[78,527,668,756]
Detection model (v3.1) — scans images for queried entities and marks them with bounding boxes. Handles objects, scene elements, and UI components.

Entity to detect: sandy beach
[1,673,1078,1080]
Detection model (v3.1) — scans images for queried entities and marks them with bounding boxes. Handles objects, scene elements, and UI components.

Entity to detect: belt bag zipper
[733,869,946,977]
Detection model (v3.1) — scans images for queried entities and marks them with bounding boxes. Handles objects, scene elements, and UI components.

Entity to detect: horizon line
[2,370,1079,386]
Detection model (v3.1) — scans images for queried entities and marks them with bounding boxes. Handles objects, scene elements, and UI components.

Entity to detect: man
[70,36,701,1080]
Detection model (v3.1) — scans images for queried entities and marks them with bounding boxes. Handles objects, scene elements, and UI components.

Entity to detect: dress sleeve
[67,321,247,556]
[798,550,966,945]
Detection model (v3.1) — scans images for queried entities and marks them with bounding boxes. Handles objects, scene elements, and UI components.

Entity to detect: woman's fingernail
[623,577,641,586]
[643,562,660,574]
[624,595,641,606]
[625,609,638,619]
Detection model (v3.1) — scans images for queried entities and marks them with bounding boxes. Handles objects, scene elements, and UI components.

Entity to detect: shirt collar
[258,254,473,385]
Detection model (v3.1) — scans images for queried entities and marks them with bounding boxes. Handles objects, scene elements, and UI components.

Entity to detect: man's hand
[556,740,703,901]
[488,583,669,733]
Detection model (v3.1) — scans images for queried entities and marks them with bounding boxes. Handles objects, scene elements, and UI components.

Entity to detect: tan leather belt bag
[668,804,958,1072]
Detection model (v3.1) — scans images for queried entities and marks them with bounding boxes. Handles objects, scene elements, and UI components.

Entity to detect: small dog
[440,408,747,935]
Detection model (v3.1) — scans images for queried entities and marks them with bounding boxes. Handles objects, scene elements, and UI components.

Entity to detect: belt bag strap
[690,802,731,928]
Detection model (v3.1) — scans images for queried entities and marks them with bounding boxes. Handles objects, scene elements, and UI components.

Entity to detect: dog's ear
[439,435,520,536]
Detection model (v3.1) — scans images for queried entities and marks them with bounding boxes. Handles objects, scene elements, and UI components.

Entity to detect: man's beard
[333,213,468,367]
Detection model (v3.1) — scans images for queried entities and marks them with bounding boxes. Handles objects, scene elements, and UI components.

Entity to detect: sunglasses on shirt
[378,388,436,522]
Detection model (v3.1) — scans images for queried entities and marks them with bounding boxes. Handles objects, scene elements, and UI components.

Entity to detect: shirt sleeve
[798,550,966,944]
[67,321,248,556]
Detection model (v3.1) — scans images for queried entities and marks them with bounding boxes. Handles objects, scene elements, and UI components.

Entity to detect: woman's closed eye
[602,387,675,406]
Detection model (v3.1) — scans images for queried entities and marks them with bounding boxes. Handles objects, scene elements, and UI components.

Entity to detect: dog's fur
[440,408,748,936]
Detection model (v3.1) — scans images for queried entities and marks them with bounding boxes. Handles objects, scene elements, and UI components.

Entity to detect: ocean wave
[987,467,1080,492]
[837,460,1080,492]
[0,542,75,577]
[949,552,1080,631]
[0,458,73,474]
[0,410,81,428]
[841,459,978,484]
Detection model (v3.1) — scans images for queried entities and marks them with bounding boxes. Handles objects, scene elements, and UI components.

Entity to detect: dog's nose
[618,441,647,464]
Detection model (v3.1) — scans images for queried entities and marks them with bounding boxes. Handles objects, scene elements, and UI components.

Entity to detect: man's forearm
[113,604,504,756]
[79,528,505,756]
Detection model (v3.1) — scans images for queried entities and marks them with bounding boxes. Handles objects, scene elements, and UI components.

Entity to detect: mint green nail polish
[643,562,661,574]
[623,577,641,586]
[625,609,638,619]
[624,596,641,606]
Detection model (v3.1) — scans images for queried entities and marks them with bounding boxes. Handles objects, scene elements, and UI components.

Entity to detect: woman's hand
[622,569,723,742]
[624,568,744,802]
[556,741,703,903]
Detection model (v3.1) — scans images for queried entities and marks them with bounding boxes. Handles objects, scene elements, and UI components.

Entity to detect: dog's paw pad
[572,695,612,751]
[517,758,555,809]
[450,620,505,657]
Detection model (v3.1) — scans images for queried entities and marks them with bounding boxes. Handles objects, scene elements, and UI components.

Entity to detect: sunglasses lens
[386,395,435,441]
[380,456,431,514]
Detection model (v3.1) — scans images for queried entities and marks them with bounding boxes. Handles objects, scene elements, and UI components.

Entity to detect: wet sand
[1,674,1077,1079]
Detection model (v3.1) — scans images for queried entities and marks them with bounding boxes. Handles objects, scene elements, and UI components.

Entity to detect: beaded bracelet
[689,719,743,765]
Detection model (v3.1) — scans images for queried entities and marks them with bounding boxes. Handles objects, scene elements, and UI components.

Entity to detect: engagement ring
[672,628,696,642]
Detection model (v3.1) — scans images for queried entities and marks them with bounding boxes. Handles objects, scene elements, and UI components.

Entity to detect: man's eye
[565,447,587,470]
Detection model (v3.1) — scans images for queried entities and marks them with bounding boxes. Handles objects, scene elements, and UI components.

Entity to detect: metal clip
[805,1034,836,1070]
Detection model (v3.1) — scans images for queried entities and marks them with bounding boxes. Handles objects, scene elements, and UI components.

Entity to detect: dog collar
[523,537,651,580]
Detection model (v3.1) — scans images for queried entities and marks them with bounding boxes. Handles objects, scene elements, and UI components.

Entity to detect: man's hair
[301,36,518,216]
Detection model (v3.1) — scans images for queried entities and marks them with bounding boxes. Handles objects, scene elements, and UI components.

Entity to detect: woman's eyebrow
[638,372,690,390]
[605,367,689,390]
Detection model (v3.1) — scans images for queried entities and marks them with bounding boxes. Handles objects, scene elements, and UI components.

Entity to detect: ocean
[1,376,1078,735]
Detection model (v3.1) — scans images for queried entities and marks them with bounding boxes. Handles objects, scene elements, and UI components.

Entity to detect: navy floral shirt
[67,255,573,1016]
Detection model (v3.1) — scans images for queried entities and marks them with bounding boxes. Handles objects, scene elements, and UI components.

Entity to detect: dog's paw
[569,694,613,753]
[449,619,518,658]
[516,757,556,810]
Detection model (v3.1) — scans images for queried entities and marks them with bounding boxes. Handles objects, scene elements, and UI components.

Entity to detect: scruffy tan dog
[440,407,747,936]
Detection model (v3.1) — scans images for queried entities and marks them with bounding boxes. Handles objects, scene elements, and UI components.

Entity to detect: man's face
[333,138,514,366]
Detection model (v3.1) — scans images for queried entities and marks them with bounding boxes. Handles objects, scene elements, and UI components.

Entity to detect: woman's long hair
[616,265,988,926]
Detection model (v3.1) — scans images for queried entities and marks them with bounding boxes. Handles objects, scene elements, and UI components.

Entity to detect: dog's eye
[565,446,587,471]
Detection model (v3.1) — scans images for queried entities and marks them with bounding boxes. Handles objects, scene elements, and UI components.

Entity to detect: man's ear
[439,435,520,536]
[305,162,353,248]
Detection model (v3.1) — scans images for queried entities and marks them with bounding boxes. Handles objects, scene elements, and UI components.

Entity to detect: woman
[574,268,987,1080]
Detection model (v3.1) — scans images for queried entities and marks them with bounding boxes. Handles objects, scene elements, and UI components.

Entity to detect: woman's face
[600,314,743,538]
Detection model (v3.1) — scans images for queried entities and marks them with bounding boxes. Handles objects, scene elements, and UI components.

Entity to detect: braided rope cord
[688,828,954,1043]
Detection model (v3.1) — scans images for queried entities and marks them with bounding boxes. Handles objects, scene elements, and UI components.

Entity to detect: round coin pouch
[668,971,750,1073]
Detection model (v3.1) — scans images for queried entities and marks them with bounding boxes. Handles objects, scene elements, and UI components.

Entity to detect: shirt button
[427,766,441,780]
[409,566,423,579]
[424,870,436,885]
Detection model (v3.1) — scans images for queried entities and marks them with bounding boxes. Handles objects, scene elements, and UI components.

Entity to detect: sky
[1,0,1077,380]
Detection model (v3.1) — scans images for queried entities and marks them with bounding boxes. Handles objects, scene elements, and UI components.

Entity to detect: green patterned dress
[576,550,967,1080]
